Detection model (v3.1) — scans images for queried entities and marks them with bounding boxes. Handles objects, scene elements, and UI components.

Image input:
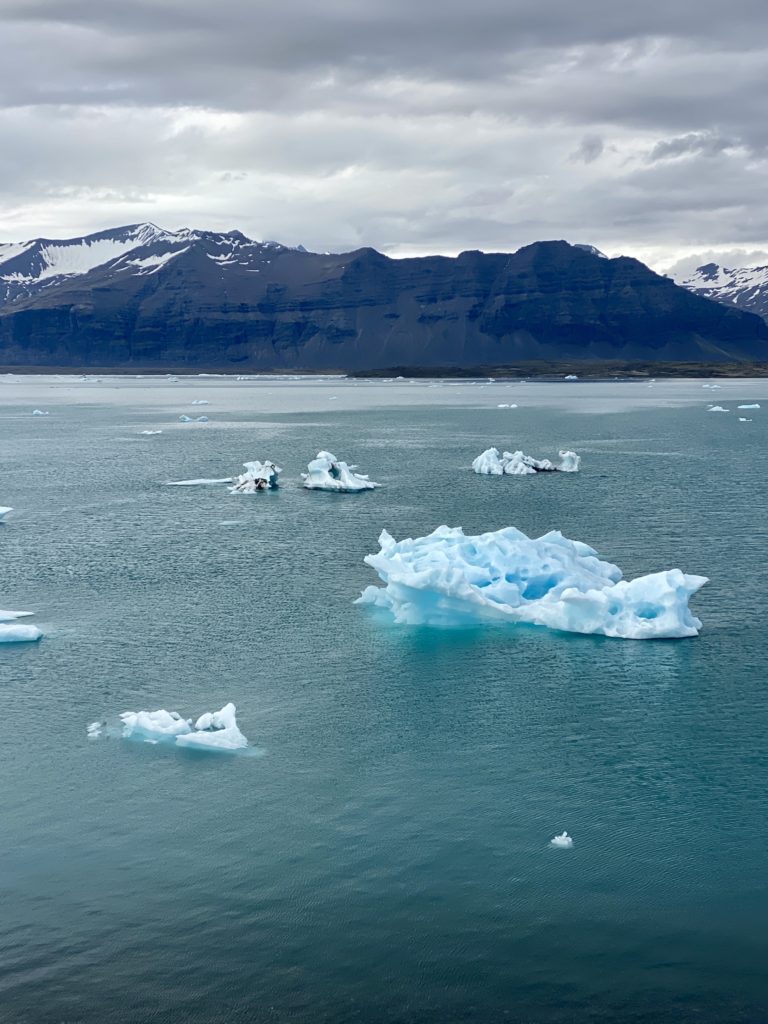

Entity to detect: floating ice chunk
[179,414,209,423]
[302,451,380,492]
[229,460,281,493]
[564,374,578,380]
[0,608,42,643]
[191,399,210,405]
[708,406,729,412]
[702,383,722,389]
[119,702,249,752]
[472,448,579,475]
[738,404,760,409]
[550,832,574,848]
[31,409,49,416]
[87,721,104,738]
[0,506,12,522]
[140,429,163,435]
[165,477,232,486]
[739,417,752,422]
[356,525,707,639]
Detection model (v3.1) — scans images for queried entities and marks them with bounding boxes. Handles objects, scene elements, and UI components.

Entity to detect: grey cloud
[1,1,768,267]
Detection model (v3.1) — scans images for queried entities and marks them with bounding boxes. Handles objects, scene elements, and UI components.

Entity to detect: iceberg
[0,506,12,522]
[302,451,380,492]
[356,525,706,639]
[191,399,210,405]
[550,832,574,848]
[31,409,49,416]
[229,460,281,493]
[564,374,578,380]
[496,403,518,409]
[140,429,163,435]
[737,404,760,409]
[472,448,580,475]
[0,608,42,643]
[179,414,209,423]
[707,406,729,412]
[739,417,752,422]
[119,702,248,752]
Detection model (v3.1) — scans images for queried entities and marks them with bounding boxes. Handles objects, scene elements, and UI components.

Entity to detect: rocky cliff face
[0,225,765,368]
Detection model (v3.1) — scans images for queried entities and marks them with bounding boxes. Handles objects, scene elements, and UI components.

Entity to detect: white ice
[229,460,281,493]
[707,406,729,412]
[472,448,580,475]
[179,414,209,422]
[0,608,42,643]
[119,702,248,751]
[564,374,579,380]
[0,506,12,522]
[739,417,752,422]
[87,721,103,738]
[302,451,380,492]
[191,399,210,405]
[550,832,574,848]
[496,403,518,409]
[356,525,706,639]
[165,477,232,486]
[31,409,49,416]
[738,404,760,409]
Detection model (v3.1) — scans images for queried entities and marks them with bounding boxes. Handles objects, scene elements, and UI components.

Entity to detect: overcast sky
[2,0,768,273]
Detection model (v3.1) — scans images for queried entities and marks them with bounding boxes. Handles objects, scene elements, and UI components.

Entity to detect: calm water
[1,379,766,1023]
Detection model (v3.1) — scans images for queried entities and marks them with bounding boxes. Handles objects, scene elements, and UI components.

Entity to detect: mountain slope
[675,263,768,323]
[0,226,765,369]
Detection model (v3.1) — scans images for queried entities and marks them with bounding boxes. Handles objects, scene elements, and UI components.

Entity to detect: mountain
[0,224,765,370]
[675,262,768,324]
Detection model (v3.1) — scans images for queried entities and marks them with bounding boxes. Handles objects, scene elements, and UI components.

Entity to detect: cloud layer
[2,1,766,269]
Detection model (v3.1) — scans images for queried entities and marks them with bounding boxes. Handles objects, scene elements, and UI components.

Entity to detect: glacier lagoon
[1,375,767,1023]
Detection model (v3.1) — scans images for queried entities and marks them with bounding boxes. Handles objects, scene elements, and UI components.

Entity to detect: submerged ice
[119,702,249,751]
[302,451,380,492]
[357,526,706,639]
[472,448,580,475]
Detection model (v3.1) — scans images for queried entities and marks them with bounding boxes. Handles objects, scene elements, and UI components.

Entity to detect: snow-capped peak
[676,261,768,322]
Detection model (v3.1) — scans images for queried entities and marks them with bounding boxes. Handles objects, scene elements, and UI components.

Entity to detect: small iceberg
[140,429,163,436]
[356,525,707,639]
[702,383,722,389]
[564,374,578,381]
[179,414,209,423]
[191,399,210,405]
[0,506,12,522]
[496,403,518,409]
[550,832,574,848]
[87,721,104,738]
[708,406,729,413]
[119,702,249,752]
[0,608,43,643]
[302,451,380,492]
[31,409,49,416]
[229,460,281,493]
[737,404,760,409]
[739,417,752,422]
[472,448,580,475]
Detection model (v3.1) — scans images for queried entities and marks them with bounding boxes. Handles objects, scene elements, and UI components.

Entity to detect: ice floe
[356,525,706,639]
[179,414,209,423]
[550,832,574,848]
[229,460,281,492]
[0,608,42,643]
[707,406,729,412]
[738,404,760,409]
[31,409,49,416]
[302,451,380,492]
[118,702,249,752]
[739,417,752,422]
[140,429,163,435]
[191,399,210,405]
[0,506,12,522]
[564,374,578,381]
[472,448,580,475]
[496,403,518,409]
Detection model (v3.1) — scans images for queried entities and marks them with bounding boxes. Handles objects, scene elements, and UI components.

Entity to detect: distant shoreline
[3,361,768,379]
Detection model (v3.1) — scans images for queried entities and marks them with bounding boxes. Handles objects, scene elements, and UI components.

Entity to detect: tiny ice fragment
[550,832,574,848]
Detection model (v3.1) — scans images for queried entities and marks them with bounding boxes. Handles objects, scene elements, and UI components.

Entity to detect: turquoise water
[1,385,766,1022]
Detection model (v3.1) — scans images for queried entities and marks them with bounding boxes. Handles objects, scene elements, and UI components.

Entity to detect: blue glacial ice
[472,448,580,475]
[356,526,707,639]
[302,451,380,492]
[0,608,43,643]
[118,703,249,752]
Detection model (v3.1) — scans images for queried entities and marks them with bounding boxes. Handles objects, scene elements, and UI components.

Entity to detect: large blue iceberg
[356,526,707,639]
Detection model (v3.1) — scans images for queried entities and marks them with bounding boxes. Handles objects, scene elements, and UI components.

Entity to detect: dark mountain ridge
[0,225,765,369]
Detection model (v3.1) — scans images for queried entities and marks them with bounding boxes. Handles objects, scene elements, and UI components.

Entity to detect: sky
[2,0,768,275]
